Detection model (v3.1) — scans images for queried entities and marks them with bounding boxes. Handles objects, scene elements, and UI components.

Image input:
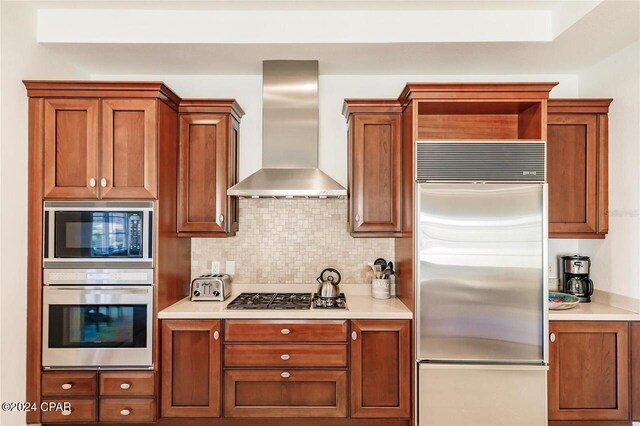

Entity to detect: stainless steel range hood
[227,60,346,198]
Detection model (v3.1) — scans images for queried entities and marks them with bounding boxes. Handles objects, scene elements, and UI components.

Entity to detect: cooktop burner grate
[226,293,312,310]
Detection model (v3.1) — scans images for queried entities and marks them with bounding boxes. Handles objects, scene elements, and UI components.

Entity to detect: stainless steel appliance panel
[43,201,153,269]
[43,286,153,369]
[417,183,546,363]
[418,363,547,426]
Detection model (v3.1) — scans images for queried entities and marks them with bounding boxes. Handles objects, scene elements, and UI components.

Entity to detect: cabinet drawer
[224,320,347,343]
[41,399,96,423]
[42,372,97,397]
[224,369,347,418]
[100,398,155,422]
[100,371,155,396]
[225,344,347,368]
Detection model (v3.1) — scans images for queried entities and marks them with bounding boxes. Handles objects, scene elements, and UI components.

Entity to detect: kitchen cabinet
[547,99,612,239]
[224,369,348,418]
[43,98,100,199]
[177,100,244,237]
[161,319,221,418]
[42,98,158,199]
[350,320,411,418]
[101,99,157,199]
[344,105,402,237]
[632,322,640,421]
[548,321,629,422]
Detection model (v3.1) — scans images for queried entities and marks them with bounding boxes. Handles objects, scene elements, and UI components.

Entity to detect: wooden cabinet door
[548,321,629,421]
[547,114,598,236]
[350,114,402,236]
[223,369,347,418]
[350,320,410,418]
[43,99,99,199]
[101,99,157,199]
[632,322,640,421]
[178,114,229,234]
[161,320,221,418]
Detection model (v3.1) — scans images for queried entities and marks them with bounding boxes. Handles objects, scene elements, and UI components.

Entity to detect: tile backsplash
[191,199,395,284]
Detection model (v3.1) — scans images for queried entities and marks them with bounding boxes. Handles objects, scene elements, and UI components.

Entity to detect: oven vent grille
[416,141,545,182]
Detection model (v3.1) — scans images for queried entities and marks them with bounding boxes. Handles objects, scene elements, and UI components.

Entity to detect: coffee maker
[560,255,594,303]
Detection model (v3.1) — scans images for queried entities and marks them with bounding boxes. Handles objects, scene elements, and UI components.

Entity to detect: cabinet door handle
[89,178,96,188]
[352,331,357,340]
[281,354,290,360]
[280,328,290,335]
[213,330,220,340]
[100,178,107,188]
[549,333,556,343]
[120,409,131,416]
[219,214,224,222]
[281,372,290,378]
[61,409,72,416]
[120,383,131,390]
[61,383,73,390]
[354,214,360,222]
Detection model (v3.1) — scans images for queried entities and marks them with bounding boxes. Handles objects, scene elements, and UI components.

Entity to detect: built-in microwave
[43,201,153,269]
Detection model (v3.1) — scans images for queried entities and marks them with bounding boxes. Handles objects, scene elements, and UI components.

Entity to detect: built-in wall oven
[43,201,153,269]
[42,269,154,369]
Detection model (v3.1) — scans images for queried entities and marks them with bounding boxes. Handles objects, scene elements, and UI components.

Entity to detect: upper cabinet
[43,98,100,198]
[26,81,182,200]
[343,101,403,237]
[547,99,612,239]
[101,99,157,199]
[177,100,244,237]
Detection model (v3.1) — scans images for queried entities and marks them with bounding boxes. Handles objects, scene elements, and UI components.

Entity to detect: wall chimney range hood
[227,60,346,198]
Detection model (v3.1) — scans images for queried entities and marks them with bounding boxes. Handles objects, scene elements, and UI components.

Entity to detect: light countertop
[158,283,413,320]
[549,301,640,321]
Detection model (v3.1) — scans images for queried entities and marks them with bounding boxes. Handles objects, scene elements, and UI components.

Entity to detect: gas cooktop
[226,292,347,310]
[226,293,312,310]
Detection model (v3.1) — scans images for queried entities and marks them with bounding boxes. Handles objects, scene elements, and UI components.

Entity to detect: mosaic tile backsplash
[191,198,395,284]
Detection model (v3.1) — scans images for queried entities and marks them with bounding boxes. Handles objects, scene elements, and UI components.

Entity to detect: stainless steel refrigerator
[415,142,548,426]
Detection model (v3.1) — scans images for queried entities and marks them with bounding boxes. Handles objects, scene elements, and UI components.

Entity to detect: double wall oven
[42,201,155,370]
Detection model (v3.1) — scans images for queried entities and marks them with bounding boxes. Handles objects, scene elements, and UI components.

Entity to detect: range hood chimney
[227,60,347,198]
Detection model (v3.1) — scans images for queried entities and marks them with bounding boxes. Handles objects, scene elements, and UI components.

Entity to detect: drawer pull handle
[100,178,107,188]
[280,328,290,335]
[61,383,73,390]
[550,333,556,343]
[352,331,357,341]
[213,330,220,340]
[281,372,290,378]
[120,409,131,416]
[61,409,72,416]
[281,354,290,360]
[120,383,131,390]
[89,178,96,188]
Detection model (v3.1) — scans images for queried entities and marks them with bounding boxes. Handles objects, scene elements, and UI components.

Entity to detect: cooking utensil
[316,268,342,298]
[374,258,387,270]
[383,261,395,278]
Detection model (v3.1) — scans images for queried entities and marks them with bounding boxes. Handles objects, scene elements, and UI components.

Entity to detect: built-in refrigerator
[415,142,548,426]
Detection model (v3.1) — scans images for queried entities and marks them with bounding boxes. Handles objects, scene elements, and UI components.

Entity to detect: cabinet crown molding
[23,80,181,110]
[548,98,614,114]
[342,99,402,118]
[178,99,245,121]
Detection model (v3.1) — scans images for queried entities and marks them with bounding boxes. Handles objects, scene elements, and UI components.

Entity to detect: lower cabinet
[350,319,411,418]
[161,319,221,418]
[40,370,156,423]
[223,369,348,417]
[548,321,630,422]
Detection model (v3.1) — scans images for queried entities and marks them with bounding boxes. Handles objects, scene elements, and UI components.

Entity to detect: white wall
[577,40,640,300]
[0,2,88,425]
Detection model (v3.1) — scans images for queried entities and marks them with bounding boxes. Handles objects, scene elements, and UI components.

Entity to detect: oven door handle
[47,287,150,295]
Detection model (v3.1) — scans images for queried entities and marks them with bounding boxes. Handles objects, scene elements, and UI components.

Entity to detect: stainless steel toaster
[190,274,232,301]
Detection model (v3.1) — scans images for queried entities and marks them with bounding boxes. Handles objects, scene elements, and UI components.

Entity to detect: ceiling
[28,0,640,75]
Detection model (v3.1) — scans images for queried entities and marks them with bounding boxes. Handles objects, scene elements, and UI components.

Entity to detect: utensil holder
[371,278,391,299]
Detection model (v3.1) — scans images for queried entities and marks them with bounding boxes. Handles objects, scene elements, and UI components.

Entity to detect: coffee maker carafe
[560,255,594,303]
